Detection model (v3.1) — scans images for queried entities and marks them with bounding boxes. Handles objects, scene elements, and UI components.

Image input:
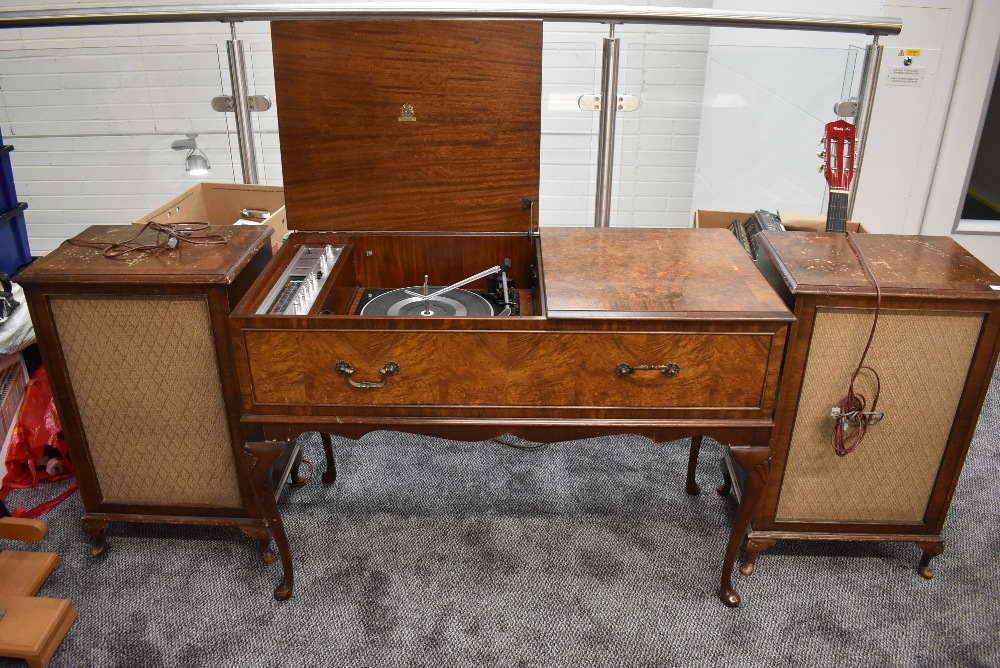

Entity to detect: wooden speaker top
[758,231,1000,300]
[16,225,271,285]
[271,20,542,234]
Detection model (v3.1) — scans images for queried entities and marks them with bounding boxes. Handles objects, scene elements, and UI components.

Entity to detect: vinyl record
[358,287,495,316]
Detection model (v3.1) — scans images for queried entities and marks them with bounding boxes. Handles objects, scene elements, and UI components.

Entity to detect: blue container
[0,137,17,212]
[0,147,17,211]
[0,203,31,276]
[0,128,31,276]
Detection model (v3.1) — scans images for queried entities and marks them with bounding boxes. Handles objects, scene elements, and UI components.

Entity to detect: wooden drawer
[242,329,775,409]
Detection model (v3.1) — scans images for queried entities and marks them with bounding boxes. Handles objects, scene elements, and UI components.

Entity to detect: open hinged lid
[271,20,542,234]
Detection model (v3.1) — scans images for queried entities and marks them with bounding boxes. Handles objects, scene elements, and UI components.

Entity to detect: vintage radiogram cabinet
[229,20,794,603]
[721,231,1000,599]
[16,224,304,586]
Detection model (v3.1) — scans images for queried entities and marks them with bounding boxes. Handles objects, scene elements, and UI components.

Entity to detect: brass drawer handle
[335,360,400,389]
[615,362,680,378]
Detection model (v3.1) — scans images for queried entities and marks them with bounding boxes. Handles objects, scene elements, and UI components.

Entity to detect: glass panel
[539,25,602,227]
[245,35,281,186]
[691,44,863,220]
[0,41,233,254]
[612,26,709,228]
[606,40,862,227]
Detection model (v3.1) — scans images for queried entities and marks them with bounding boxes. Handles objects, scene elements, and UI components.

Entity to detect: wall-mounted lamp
[170,134,211,176]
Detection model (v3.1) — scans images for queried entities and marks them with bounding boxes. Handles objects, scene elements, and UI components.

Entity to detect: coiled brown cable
[831,232,884,456]
[66,221,227,258]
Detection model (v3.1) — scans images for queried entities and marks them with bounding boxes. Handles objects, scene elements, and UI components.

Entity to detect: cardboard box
[133,183,288,251]
[694,209,868,233]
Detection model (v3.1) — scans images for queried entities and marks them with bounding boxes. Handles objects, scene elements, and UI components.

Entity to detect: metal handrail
[0,4,901,35]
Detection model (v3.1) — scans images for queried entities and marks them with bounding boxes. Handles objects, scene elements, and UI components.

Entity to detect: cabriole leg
[240,526,276,564]
[245,441,295,600]
[740,538,776,576]
[719,447,769,608]
[686,436,702,495]
[716,455,732,497]
[916,541,945,580]
[321,432,337,484]
[82,519,109,557]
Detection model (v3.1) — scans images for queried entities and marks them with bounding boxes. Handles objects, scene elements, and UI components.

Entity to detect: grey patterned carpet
[3,376,1000,667]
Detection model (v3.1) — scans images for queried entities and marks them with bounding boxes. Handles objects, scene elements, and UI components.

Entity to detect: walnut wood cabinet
[17,225,302,597]
[719,231,1000,604]
[221,18,799,604]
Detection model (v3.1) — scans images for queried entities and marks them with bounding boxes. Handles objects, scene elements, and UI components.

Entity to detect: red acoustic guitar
[821,119,856,233]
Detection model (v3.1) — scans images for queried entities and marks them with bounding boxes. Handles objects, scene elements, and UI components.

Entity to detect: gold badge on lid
[398,103,416,122]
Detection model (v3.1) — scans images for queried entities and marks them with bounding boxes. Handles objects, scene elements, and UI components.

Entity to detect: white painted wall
[0,0,711,254]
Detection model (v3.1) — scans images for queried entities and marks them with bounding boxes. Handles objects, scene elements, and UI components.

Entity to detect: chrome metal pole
[227,22,258,184]
[594,24,619,228]
[0,5,903,36]
[848,35,883,219]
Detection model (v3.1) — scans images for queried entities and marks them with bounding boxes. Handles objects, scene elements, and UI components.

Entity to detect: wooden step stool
[0,517,76,668]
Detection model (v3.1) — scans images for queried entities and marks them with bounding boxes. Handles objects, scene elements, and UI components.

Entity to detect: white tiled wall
[0,1,710,254]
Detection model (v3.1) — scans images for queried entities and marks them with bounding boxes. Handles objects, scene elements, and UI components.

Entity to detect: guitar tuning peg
[817,150,827,159]
[818,164,826,173]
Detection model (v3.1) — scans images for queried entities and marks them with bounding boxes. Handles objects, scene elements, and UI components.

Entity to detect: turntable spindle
[421,275,432,316]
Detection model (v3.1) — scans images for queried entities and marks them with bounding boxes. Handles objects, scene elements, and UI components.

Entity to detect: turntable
[229,19,793,603]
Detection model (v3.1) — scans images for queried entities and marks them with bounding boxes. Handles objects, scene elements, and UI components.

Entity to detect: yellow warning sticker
[897,49,921,57]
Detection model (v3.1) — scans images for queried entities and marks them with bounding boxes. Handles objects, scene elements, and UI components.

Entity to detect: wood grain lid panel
[541,227,793,319]
[271,20,542,234]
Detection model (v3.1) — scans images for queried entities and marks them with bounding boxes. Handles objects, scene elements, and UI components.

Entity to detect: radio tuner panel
[256,244,344,315]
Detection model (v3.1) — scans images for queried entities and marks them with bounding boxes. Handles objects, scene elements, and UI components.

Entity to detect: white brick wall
[0,1,709,253]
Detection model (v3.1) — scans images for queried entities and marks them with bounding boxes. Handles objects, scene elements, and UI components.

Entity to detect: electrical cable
[831,231,885,456]
[66,221,228,258]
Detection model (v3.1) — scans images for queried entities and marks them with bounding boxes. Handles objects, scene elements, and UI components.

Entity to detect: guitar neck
[826,190,850,233]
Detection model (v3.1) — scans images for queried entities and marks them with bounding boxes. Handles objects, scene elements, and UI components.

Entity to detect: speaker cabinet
[733,231,1000,582]
[16,224,289,560]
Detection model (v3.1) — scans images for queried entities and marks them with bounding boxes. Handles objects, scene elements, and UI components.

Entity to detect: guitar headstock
[820,120,856,190]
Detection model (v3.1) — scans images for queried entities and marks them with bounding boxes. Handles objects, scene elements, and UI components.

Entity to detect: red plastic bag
[2,367,75,497]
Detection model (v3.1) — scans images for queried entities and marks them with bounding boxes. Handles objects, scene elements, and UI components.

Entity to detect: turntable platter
[358,287,495,316]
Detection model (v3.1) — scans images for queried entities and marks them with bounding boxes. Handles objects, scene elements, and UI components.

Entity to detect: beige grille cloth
[51,296,242,508]
[775,308,981,523]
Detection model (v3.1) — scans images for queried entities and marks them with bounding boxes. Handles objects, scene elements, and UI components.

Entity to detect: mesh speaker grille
[775,308,982,523]
[50,296,242,508]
